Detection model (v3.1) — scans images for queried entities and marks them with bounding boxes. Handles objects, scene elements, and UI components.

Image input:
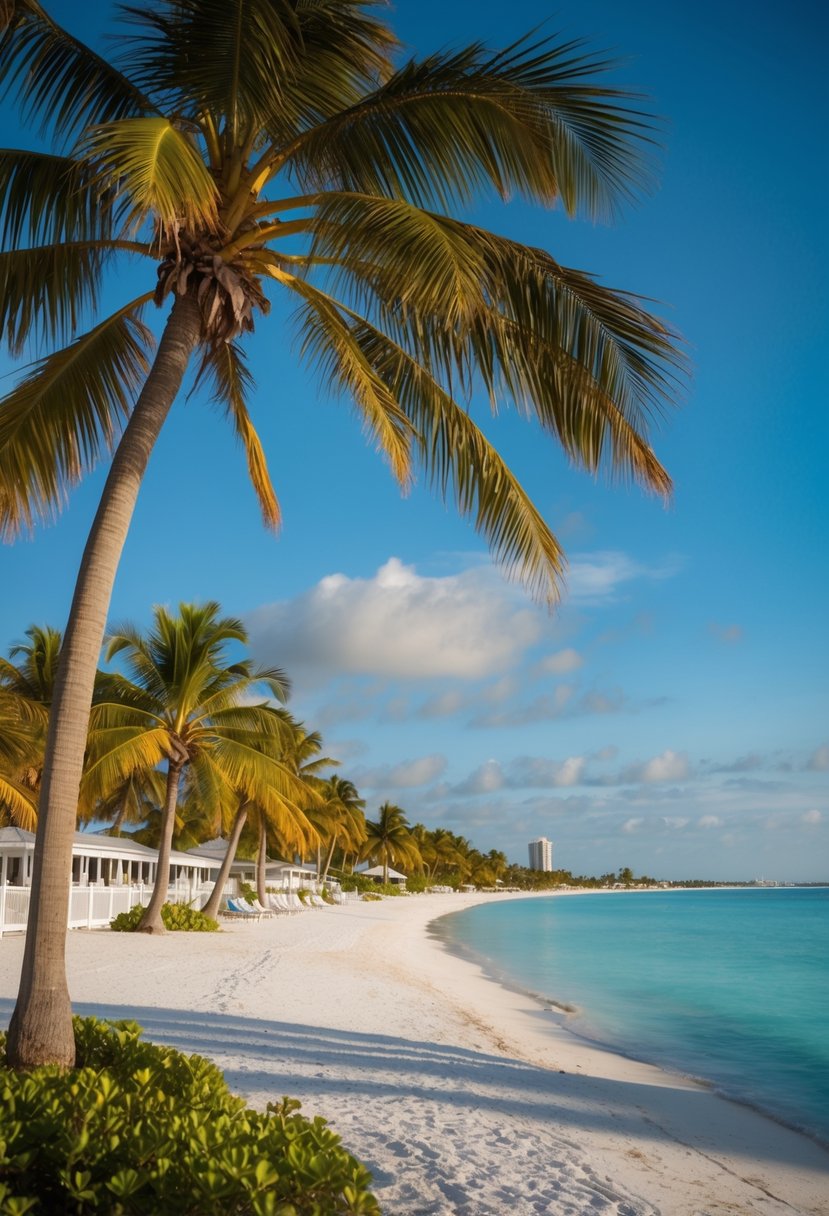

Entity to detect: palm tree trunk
[201,803,248,920]
[320,837,337,885]
[256,817,268,906]
[138,759,184,933]
[6,293,202,1068]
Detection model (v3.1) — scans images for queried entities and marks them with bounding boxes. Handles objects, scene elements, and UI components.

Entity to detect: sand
[1,891,827,1215]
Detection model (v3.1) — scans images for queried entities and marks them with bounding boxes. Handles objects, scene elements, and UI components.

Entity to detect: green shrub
[0,1017,380,1215]
[403,874,429,894]
[110,903,219,932]
[361,892,383,902]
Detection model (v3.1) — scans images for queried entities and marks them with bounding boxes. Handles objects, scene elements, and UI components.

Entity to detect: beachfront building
[528,837,553,871]
[186,840,325,895]
[0,826,220,935]
[360,864,407,888]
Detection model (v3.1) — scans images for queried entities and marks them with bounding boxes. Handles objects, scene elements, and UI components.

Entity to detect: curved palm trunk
[138,759,184,933]
[256,817,268,906]
[6,294,202,1068]
[201,803,248,920]
[320,837,337,885]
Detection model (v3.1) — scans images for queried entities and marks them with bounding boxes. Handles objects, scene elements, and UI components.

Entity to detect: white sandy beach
[1,892,827,1215]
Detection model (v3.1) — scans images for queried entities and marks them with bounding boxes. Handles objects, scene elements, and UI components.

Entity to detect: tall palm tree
[82,602,312,932]
[362,802,421,885]
[0,2,683,1065]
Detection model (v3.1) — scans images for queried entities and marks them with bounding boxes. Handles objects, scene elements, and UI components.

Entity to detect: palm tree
[1,2,683,1065]
[362,802,421,885]
[316,776,366,884]
[201,714,323,916]
[82,602,312,932]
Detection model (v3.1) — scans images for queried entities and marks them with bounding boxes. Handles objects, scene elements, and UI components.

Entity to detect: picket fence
[0,882,213,937]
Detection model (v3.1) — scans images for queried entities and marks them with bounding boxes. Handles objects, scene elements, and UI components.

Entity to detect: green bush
[361,892,383,902]
[110,903,220,932]
[0,1017,380,1215]
[402,874,429,894]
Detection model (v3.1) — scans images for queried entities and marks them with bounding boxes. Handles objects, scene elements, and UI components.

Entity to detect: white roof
[0,826,219,870]
[361,864,407,879]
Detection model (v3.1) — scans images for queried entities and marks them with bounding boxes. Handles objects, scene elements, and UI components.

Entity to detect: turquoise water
[437,888,829,1144]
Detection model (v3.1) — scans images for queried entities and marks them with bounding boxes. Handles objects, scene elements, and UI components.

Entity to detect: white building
[528,837,553,871]
[0,826,220,936]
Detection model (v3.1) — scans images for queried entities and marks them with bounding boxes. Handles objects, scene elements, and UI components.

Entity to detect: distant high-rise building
[528,837,553,871]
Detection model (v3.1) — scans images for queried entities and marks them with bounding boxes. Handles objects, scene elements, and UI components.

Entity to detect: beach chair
[220,897,258,922]
[233,898,264,921]
[267,894,288,914]
[251,898,275,917]
[310,893,327,908]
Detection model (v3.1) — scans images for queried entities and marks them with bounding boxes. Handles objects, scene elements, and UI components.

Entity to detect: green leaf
[0,297,153,539]
[82,117,219,234]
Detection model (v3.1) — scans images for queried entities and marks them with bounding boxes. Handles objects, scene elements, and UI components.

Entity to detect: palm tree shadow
[1,997,817,1173]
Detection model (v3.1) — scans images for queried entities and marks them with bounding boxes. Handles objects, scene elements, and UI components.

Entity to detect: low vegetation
[110,904,219,933]
[0,1017,379,1215]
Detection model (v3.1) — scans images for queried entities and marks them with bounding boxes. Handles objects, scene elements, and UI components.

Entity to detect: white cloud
[641,750,690,783]
[354,754,447,789]
[247,558,541,681]
[661,817,689,830]
[697,815,722,829]
[535,648,583,676]
[621,749,690,785]
[801,809,822,826]
[452,760,506,796]
[507,755,586,789]
[566,551,680,603]
[807,744,829,772]
[621,817,644,833]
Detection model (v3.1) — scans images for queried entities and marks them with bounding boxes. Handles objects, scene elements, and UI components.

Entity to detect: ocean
[435,887,829,1145]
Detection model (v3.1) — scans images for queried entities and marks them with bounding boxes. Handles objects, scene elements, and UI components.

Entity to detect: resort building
[0,826,221,936]
[185,839,325,893]
[528,837,553,871]
[360,865,407,888]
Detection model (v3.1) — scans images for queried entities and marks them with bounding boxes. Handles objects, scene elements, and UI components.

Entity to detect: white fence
[0,882,214,937]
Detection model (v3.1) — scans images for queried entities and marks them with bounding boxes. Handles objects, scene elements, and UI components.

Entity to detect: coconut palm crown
[1,1,684,1067]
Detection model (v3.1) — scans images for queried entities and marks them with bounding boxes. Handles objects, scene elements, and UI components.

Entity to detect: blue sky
[1,0,827,880]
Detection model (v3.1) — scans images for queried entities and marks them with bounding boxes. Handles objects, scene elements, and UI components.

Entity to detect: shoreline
[429,891,829,1153]
[1,891,827,1214]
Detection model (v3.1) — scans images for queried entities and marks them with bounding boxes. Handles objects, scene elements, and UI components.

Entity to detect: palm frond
[0,771,38,831]
[0,0,156,143]
[326,314,568,602]
[306,194,681,491]
[81,117,219,234]
[80,724,170,805]
[120,0,396,146]
[0,150,129,249]
[284,35,655,218]
[0,241,107,355]
[119,0,300,139]
[0,296,154,539]
[191,342,280,529]
[271,268,414,488]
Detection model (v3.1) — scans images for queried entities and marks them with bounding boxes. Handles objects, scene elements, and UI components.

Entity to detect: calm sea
[436,887,829,1144]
